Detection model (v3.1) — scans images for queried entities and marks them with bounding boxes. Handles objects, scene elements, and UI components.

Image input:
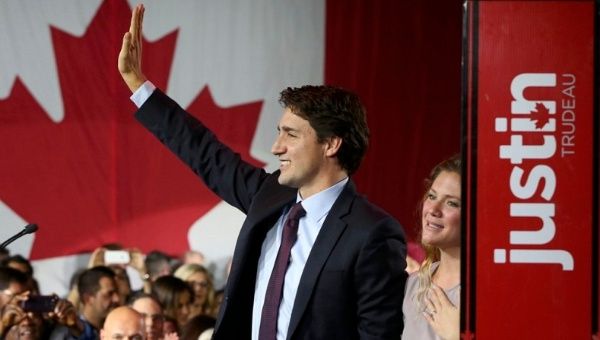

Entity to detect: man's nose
[271,135,284,155]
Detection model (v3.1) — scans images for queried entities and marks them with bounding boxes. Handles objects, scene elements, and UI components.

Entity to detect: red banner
[463,1,598,338]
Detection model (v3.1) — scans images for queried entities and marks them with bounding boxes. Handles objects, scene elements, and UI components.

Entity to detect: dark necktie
[258,202,306,340]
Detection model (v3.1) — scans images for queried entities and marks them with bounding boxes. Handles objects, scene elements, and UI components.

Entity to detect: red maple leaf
[529,102,551,129]
[0,0,263,259]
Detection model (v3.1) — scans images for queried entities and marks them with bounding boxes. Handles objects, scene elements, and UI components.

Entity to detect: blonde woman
[174,263,216,318]
[402,155,461,340]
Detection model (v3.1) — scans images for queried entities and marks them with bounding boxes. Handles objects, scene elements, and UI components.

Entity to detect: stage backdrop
[462,1,598,338]
[0,0,462,294]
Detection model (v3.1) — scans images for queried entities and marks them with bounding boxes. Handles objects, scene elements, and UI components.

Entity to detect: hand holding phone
[20,295,59,314]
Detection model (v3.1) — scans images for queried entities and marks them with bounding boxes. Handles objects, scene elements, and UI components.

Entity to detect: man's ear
[324,136,342,157]
[81,292,93,305]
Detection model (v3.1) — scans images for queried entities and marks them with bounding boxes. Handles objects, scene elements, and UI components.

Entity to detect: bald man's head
[100,306,145,340]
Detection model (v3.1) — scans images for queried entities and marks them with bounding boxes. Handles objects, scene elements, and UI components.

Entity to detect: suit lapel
[286,180,357,338]
[217,180,295,335]
[227,184,296,294]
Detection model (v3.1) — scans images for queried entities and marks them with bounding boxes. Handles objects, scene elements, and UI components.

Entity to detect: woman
[402,155,461,340]
[152,275,193,332]
[174,264,216,318]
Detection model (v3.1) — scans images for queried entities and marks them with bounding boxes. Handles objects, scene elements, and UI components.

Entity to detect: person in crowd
[88,246,150,300]
[51,266,120,339]
[145,251,172,283]
[118,5,407,339]
[402,155,461,340]
[0,267,28,309]
[180,314,216,340]
[128,292,167,340]
[174,264,215,318]
[99,306,144,340]
[1,255,40,294]
[1,294,83,339]
[151,276,193,332]
[0,298,45,340]
[182,250,205,266]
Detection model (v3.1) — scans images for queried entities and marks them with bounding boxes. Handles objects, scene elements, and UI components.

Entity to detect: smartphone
[20,295,58,313]
[104,250,130,264]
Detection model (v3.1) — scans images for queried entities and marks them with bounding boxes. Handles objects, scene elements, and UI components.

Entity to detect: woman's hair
[173,264,216,316]
[151,275,193,324]
[414,154,461,312]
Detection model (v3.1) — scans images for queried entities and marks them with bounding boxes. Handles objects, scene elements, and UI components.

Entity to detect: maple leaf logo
[529,102,551,129]
[0,0,264,259]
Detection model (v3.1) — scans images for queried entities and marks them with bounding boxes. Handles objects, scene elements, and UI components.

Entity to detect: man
[182,250,205,266]
[2,255,41,295]
[144,251,171,283]
[100,307,144,340]
[128,292,165,340]
[1,267,86,339]
[1,295,84,340]
[118,4,407,339]
[0,267,27,309]
[2,255,33,275]
[51,266,120,339]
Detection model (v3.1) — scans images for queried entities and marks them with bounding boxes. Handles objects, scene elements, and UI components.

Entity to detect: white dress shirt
[130,80,156,107]
[252,178,347,340]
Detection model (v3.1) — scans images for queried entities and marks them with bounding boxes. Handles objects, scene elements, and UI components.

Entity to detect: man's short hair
[1,254,34,276]
[0,267,28,290]
[279,85,370,175]
[126,291,163,309]
[145,251,171,278]
[78,266,115,300]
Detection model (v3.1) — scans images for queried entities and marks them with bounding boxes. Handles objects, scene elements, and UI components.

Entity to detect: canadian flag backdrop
[0,0,462,295]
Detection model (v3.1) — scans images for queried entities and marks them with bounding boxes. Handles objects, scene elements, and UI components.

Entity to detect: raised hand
[423,284,460,340]
[0,293,28,336]
[118,3,147,92]
[50,298,84,336]
[87,247,106,268]
[128,248,146,273]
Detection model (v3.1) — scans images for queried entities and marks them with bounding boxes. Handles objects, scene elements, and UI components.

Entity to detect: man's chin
[277,175,290,186]
[277,176,299,189]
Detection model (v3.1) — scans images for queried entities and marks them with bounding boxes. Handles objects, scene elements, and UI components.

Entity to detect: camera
[20,295,59,313]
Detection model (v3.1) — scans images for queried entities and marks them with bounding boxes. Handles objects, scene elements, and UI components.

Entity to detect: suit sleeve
[354,218,408,339]
[134,89,268,213]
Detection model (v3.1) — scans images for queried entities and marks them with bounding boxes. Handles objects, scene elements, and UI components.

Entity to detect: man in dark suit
[118,5,407,339]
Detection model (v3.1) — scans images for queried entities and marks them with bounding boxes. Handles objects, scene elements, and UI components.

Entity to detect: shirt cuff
[130,81,157,108]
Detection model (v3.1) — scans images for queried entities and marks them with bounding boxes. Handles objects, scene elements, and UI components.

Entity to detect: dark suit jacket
[136,90,407,339]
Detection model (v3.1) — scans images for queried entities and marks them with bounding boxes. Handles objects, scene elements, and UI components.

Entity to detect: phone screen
[104,250,130,264]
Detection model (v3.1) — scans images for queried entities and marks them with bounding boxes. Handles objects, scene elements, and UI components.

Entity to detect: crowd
[0,248,220,339]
